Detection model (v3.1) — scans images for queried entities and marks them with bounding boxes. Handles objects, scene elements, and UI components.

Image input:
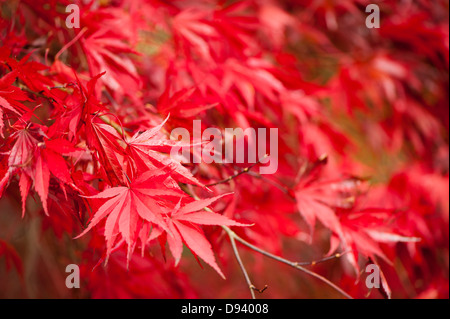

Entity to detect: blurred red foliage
[0,0,448,299]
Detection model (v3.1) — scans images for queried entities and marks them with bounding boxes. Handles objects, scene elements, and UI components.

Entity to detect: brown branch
[252,285,268,294]
[21,86,57,104]
[187,182,352,299]
[205,155,268,187]
[245,170,293,197]
[224,226,256,299]
[295,251,350,266]
[222,226,353,299]
[190,192,266,299]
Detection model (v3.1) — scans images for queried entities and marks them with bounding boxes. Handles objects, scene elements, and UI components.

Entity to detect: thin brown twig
[205,155,268,187]
[295,251,350,266]
[187,189,352,299]
[190,193,263,299]
[225,227,256,299]
[21,86,57,103]
[245,170,293,197]
[252,285,268,294]
[223,226,353,299]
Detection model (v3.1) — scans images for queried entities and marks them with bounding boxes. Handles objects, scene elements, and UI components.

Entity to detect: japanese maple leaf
[87,119,129,186]
[1,125,79,217]
[76,169,185,263]
[0,71,29,137]
[222,58,285,110]
[293,165,359,241]
[126,116,202,186]
[280,90,320,125]
[73,73,130,186]
[0,96,21,135]
[4,53,53,92]
[381,13,449,69]
[81,29,141,101]
[45,72,105,141]
[157,86,216,118]
[172,8,218,61]
[211,2,259,54]
[0,126,41,215]
[331,203,420,294]
[165,194,248,279]
[28,139,80,217]
[295,181,343,239]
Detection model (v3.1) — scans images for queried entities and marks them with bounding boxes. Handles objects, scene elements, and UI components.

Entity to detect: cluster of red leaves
[0,0,448,299]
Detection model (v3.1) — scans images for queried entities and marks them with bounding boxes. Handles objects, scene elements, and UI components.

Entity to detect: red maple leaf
[81,29,141,101]
[164,193,248,279]
[76,169,185,263]
[126,116,202,186]
[172,8,218,61]
[0,72,29,131]
[293,159,360,241]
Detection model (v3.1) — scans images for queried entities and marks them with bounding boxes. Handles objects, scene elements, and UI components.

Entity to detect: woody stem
[223,226,256,299]
[221,226,353,299]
